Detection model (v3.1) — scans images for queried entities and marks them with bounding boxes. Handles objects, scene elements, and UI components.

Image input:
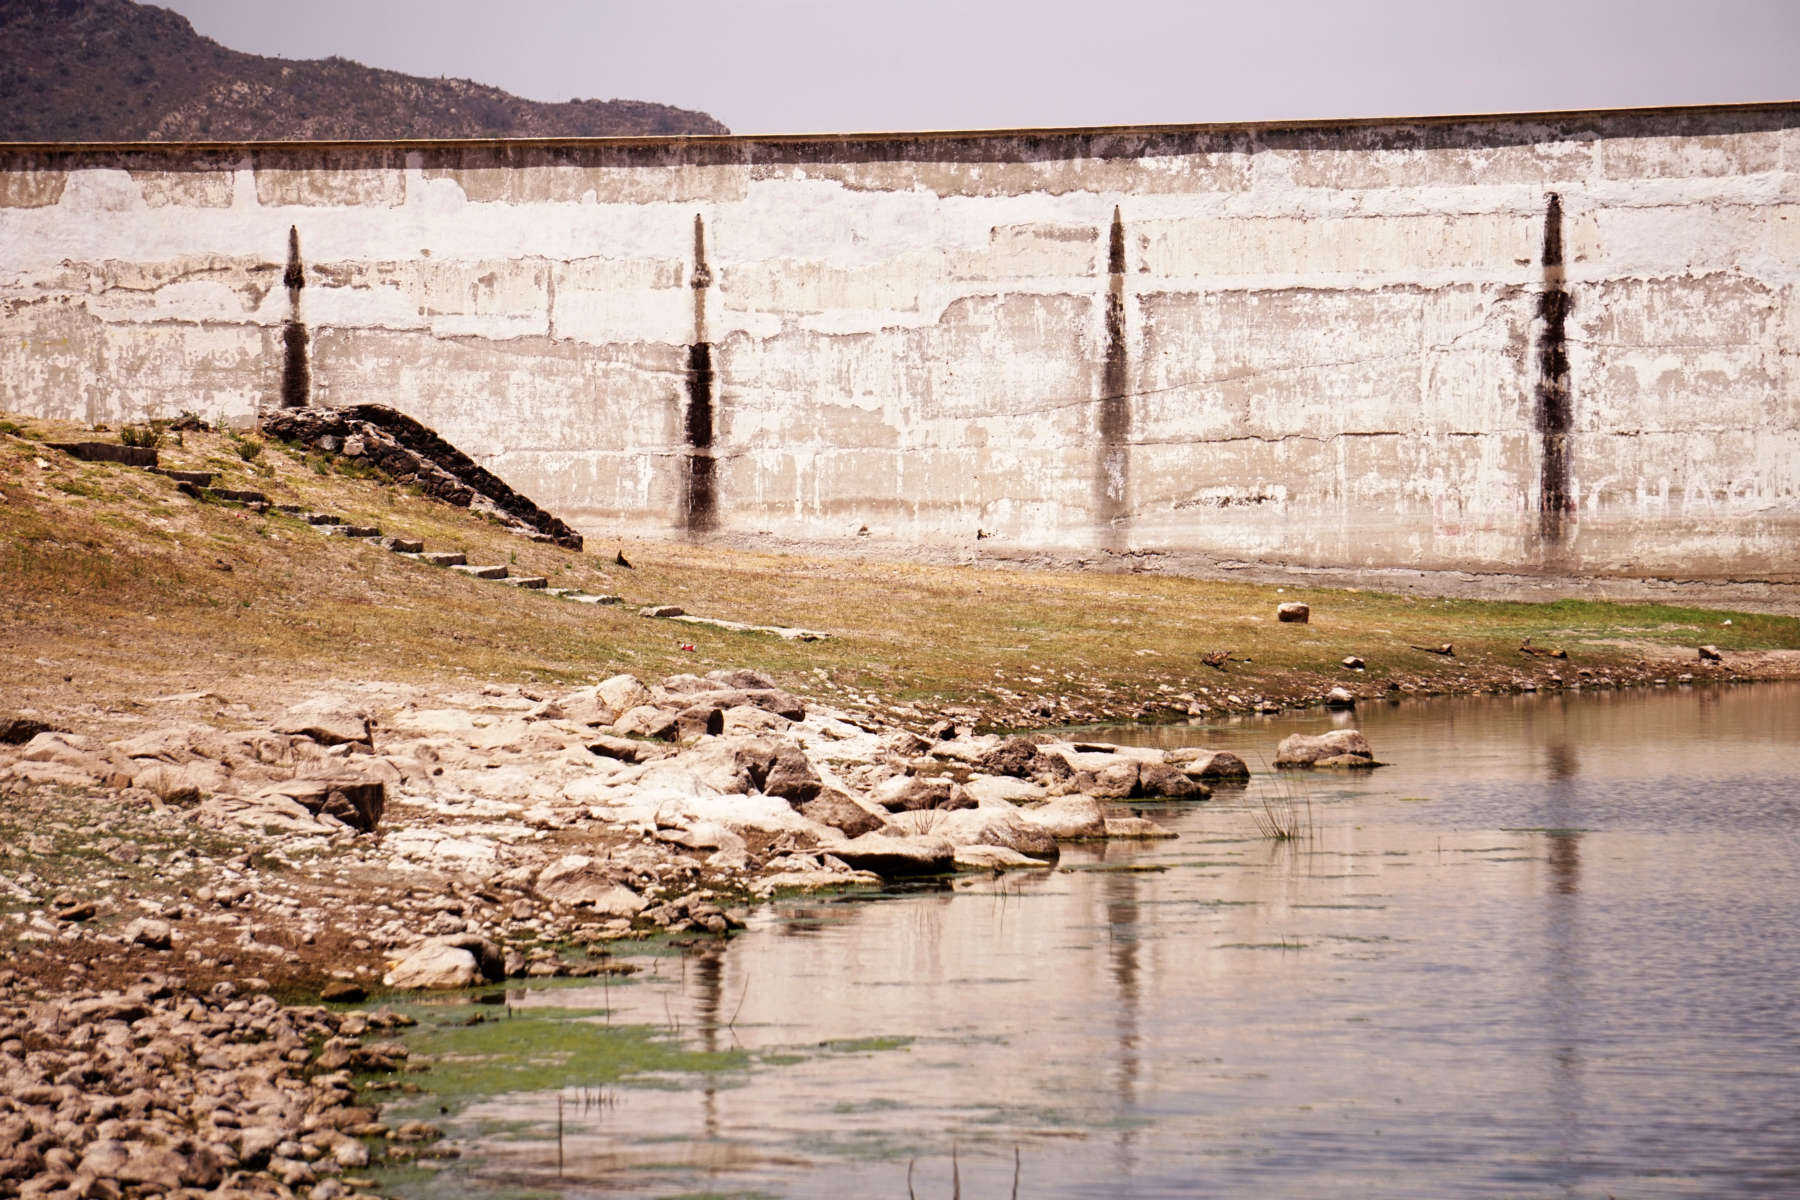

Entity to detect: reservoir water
[378,683,1800,1198]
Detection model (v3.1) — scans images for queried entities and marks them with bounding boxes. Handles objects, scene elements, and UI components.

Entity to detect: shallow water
[379,683,1800,1199]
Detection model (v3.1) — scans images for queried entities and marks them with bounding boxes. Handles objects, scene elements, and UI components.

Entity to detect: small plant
[1250,777,1316,842]
[119,423,163,449]
[229,433,264,462]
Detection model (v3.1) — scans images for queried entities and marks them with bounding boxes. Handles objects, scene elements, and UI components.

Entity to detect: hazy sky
[152,0,1800,134]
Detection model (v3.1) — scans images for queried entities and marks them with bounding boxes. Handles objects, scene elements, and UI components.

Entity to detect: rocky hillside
[0,0,728,141]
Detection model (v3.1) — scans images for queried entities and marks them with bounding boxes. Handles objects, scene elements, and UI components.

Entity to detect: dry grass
[4,411,1799,731]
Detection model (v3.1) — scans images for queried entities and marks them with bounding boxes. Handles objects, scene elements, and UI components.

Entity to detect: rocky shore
[0,666,1298,1196]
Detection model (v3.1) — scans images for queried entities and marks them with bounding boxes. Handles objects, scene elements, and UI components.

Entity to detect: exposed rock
[1164,748,1251,780]
[1085,761,1141,799]
[973,736,1072,785]
[830,833,956,877]
[1135,761,1206,799]
[320,981,367,1003]
[0,716,61,745]
[1699,644,1723,661]
[585,733,670,764]
[1104,816,1178,839]
[1017,795,1108,839]
[761,743,824,803]
[122,917,173,950]
[1325,686,1357,709]
[953,845,1052,871]
[796,789,886,838]
[534,856,648,917]
[272,700,371,747]
[704,668,780,691]
[613,705,680,741]
[676,704,725,740]
[255,776,385,832]
[721,705,792,735]
[918,805,1060,860]
[559,674,653,725]
[661,687,806,721]
[1277,601,1310,623]
[872,774,960,812]
[383,934,505,989]
[1273,729,1380,768]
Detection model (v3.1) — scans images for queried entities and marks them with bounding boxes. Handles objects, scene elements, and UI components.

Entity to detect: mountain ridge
[0,0,728,142]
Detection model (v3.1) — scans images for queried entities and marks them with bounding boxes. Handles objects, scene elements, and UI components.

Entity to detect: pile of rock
[0,666,1295,999]
[0,971,435,1199]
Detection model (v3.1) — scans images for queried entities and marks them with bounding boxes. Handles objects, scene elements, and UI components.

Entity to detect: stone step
[380,536,425,554]
[419,551,466,567]
[566,593,624,605]
[273,503,306,514]
[206,488,268,504]
[451,564,508,580]
[305,513,344,526]
[325,525,381,539]
[501,575,548,589]
[49,441,158,468]
[152,468,217,487]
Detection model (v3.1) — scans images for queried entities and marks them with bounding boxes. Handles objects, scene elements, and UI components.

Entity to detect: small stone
[122,917,173,950]
[1698,645,1723,661]
[1276,602,1310,623]
[1324,686,1356,709]
[1341,656,1366,671]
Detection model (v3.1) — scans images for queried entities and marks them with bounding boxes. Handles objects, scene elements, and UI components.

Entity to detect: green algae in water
[392,1008,749,1108]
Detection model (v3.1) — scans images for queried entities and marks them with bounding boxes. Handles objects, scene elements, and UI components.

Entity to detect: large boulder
[613,705,680,741]
[559,674,653,726]
[925,805,1060,860]
[763,743,824,803]
[796,789,887,838]
[273,699,372,747]
[1135,761,1207,799]
[974,736,1074,786]
[1083,761,1141,799]
[870,774,966,813]
[954,845,1052,871]
[829,833,956,877]
[1165,748,1251,781]
[1274,729,1380,768]
[383,934,505,989]
[1017,795,1108,839]
[534,855,648,917]
[255,776,385,831]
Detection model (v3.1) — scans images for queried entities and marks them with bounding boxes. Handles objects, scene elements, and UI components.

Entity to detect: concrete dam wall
[2,102,1796,578]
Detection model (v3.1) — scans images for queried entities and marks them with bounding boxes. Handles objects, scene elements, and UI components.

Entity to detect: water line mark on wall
[683,213,717,533]
[1096,205,1132,550]
[280,225,310,409]
[1534,193,1573,545]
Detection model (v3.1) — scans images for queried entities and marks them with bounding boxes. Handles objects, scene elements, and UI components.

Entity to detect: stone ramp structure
[260,403,584,549]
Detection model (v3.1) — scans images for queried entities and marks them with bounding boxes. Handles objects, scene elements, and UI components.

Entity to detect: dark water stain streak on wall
[280,224,310,409]
[1097,205,1131,549]
[684,213,717,533]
